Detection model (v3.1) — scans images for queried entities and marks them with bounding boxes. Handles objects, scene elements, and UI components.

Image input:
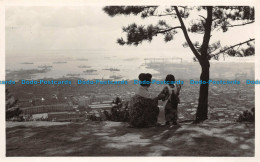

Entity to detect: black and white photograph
[2,1,259,159]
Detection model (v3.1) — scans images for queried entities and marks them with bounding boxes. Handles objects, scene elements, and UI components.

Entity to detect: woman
[128,73,159,128]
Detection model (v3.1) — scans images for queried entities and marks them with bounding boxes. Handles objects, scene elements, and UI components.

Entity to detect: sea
[5,49,255,81]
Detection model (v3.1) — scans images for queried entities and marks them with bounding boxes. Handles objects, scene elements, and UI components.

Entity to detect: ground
[6,76,255,156]
[6,120,254,156]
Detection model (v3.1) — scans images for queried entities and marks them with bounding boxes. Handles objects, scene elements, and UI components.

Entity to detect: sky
[5,6,255,61]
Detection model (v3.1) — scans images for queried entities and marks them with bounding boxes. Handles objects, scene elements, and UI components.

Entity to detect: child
[158,74,181,125]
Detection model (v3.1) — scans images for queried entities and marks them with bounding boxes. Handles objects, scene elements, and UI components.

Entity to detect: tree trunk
[196,59,210,122]
[174,6,212,122]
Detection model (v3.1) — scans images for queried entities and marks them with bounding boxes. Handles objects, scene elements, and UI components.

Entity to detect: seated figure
[128,73,159,128]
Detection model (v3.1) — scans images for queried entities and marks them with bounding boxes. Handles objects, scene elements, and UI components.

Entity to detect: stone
[190,112,196,115]
[217,113,224,116]
[240,144,250,150]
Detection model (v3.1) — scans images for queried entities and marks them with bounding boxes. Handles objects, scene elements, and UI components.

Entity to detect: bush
[6,89,22,121]
[237,107,255,122]
[109,102,129,122]
[87,98,130,122]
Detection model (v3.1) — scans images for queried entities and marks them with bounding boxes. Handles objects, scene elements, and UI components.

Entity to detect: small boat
[102,68,120,71]
[78,65,91,68]
[38,65,53,68]
[67,74,80,77]
[109,75,123,80]
[83,69,98,73]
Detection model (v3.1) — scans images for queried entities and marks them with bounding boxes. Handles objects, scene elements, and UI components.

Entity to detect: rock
[217,113,224,116]
[240,144,250,150]
[190,112,196,115]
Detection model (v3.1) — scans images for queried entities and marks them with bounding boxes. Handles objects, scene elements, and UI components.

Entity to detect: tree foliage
[103,6,255,60]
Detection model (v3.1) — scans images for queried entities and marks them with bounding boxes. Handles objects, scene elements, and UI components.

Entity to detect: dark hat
[139,73,152,81]
[165,74,175,82]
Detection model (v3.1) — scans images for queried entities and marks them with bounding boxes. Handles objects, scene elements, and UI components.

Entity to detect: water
[6,50,170,80]
[6,50,255,81]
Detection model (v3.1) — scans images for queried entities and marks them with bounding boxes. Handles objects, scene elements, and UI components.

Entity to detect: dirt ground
[6,120,254,156]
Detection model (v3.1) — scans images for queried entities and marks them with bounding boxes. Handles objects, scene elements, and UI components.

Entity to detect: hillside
[6,120,254,156]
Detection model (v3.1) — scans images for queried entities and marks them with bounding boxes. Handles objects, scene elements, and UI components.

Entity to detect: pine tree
[103,6,255,123]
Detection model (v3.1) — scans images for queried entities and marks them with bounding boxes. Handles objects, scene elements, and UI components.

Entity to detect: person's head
[139,73,152,87]
[165,74,175,87]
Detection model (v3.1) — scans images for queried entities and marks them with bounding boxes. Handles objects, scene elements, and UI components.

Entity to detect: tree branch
[199,15,206,20]
[151,13,176,17]
[210,38,255,57]
[156,26,181,34]
[174,6,201,59]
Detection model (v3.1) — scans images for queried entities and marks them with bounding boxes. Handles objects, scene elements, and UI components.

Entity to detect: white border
[0,0,259,162]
